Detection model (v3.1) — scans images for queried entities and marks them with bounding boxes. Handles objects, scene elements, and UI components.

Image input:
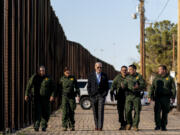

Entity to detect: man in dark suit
[87,62,109,131]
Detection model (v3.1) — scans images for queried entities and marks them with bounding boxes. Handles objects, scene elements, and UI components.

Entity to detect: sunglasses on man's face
[97,67,102,69]
[66,72,70,74]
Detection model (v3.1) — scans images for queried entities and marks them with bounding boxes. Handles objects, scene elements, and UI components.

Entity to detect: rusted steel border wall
[0,0,66,131]
[0,0,4,132]
[65,41,118,80]
[0,0,118,132]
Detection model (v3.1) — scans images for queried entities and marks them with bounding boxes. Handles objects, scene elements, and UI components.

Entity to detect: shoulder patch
[45,77,49,81]
[166,77,169,81]
[70,77,74,81]
[136,76,139,80]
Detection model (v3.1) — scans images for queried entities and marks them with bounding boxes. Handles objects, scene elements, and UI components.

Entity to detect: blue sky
[51,0,177,70]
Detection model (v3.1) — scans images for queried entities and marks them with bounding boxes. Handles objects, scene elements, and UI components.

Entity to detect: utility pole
[177,0,180,111]
[172,34,176,71]
[139,0,146,79]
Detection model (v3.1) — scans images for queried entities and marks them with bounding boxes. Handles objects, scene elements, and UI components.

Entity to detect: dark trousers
[117,97,126,126]
[33,97,50,129]
[154,97,170,128]
[91,96,105,129]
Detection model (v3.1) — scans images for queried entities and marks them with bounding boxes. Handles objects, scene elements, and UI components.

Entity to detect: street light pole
[139,0,146,79]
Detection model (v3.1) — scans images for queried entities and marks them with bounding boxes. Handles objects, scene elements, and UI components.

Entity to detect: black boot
[42,127,46,132]
[34,127,39,132]
[154,126,160,130]
[161,126,167,131]
[119,125,126,130]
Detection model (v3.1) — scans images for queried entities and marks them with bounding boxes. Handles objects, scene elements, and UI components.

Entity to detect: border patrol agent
[59,67,80,131]
[148,65,176,131]
[125,65,146,131]
[25,66,56,132]
[110,66,128,130]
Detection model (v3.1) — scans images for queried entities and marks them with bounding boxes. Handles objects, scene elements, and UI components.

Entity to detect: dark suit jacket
[87,72,109,98]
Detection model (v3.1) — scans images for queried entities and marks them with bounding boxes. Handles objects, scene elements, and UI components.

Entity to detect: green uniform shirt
[25,73,56,98]
[149,74,176,99]
[125,73,146,94]
[111,74,127,95]
[59,75,80,97]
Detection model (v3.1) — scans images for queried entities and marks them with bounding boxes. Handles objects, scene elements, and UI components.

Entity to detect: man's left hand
[148,98,151,103]
[134,84,139,90]
[50,96,54,102]
[121,82,125,89]
[171,98,175,103]
[77,96,80,102]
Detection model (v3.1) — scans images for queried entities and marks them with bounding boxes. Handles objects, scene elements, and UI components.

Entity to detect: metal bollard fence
[0,0,118,132]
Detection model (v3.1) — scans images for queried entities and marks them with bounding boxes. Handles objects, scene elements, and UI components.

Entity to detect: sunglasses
[97,67,102,69]
[65,71,70,74]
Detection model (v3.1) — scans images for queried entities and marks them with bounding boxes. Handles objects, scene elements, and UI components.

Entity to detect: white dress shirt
[96,72,101,85]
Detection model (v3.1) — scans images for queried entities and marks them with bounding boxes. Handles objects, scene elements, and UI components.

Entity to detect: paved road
[16,104,180,135]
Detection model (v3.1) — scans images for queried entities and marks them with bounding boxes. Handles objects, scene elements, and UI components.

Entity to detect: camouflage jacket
[124,73,146,95]
[149,74,176,99]
[110,74,127,96]
[25,73,56,98]
[59,75,80,97]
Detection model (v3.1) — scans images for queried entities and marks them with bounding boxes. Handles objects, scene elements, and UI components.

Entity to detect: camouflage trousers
[125,95,141,128]
[61,96,76,128]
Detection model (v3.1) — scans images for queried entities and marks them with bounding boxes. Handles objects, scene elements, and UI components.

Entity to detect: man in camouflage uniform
[25,66,56,132]
[110,66,128,130]
[59,67,80,131]
[125,65,146,131]
[148,65,176,131]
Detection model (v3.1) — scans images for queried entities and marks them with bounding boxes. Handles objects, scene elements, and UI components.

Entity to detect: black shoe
[161,127,167,131]
[70,127,75,131]
[62,127,67,131]
[34,128,39,132]
[42,127,46,132]
[154,126,160,130]
[119,126,125,130]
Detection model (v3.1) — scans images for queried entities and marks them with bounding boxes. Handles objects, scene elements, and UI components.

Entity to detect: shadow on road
[139,128,180,132]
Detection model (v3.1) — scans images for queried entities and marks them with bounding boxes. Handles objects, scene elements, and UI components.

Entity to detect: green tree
[136,20,177,80]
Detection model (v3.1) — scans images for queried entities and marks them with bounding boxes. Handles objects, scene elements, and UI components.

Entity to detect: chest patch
[70,78,74,81]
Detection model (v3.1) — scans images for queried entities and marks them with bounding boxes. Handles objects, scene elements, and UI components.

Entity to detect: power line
[154,0,171,21]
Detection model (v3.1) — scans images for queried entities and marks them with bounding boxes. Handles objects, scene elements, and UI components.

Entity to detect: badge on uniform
[166,77,169,81]
[45,77,49,81]
[70,78,74,81]
[136,76,139,80]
